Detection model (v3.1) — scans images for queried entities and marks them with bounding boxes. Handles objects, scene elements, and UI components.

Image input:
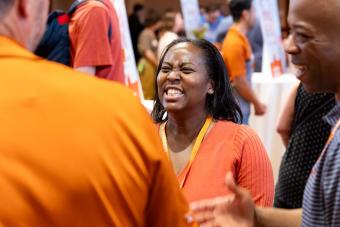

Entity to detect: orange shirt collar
[228,25,252,58]
[228,25,249,44]
[0,35,40,60]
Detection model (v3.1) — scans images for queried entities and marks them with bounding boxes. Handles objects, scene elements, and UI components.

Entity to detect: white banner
[255,0,286,77]
[111,0,144,99]
[180,0,201,39]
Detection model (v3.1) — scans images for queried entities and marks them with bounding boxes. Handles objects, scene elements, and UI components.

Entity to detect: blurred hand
[189,172,255,227]
[254,102,267,116]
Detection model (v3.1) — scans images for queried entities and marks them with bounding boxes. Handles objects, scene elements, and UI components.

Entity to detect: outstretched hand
[189,172,256,227]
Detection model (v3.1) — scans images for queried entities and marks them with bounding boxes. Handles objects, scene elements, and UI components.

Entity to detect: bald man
[190,0,340,226]
[0,0,192,226]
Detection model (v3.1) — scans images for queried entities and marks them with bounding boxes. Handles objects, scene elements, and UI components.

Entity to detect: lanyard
[159,116,213,188]
[318,119,340,161]
[325,120,340,148]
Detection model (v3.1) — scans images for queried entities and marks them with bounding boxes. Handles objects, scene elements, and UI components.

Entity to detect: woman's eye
[161,67,171,73]
[182,68,194,74]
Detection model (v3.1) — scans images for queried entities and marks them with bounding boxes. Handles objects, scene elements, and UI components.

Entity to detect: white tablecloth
[249,73,298,179]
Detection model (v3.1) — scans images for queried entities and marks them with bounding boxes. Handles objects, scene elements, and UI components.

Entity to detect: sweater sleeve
[234,126,274,207]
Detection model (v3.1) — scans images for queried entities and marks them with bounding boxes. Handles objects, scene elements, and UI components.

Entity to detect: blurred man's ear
[49,0,53,13]
[17,0,29,18]
[241,10,248,21]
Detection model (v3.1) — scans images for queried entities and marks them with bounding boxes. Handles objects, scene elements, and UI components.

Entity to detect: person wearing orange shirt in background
[152,38,274,205]
[221,0,266,124]
[0,0,192,226]
[69,0,125,83]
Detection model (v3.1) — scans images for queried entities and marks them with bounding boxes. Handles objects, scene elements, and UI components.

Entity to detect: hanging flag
[255,0,286,77]
[110,0,144,98]
[179,0,202,39]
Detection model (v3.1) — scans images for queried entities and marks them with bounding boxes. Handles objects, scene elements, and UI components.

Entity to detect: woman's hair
[151,38,243,123]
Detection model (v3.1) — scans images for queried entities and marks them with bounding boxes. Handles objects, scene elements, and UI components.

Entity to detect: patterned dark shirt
[275,84,336,208]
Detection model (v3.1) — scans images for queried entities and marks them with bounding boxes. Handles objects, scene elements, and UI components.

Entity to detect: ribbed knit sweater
[179,121,274,206]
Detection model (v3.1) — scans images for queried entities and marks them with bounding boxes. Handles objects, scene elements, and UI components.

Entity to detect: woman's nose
[167,70,181,81]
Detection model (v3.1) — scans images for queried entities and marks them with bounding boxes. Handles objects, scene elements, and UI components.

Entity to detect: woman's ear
[207,80,215,94]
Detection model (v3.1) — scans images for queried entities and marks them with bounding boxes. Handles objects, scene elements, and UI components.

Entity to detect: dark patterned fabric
[274,83,336,209]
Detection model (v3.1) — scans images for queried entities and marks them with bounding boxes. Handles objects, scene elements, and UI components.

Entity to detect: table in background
[249,73,298,180]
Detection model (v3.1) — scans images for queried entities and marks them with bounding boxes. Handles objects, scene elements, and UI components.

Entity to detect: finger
[190,195,235,214]
[212,195,235,206]
[225,172,250,202]
[200,220,220,227]
[191,211,215,224]
[225,172,237,193]
[190,199,216,212]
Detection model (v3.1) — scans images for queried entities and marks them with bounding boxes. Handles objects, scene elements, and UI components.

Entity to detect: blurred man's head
[205,5,220,24]
[0,0,49,51]
[286,0,340,95]
[144,9,161,30]
[133,3,145,24]
[229,0,256,29]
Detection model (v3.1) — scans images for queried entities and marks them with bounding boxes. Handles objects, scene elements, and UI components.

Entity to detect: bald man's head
[286,0,340,94]
[289,0,340,38]
[0,0,49,50]
[0,0,14,19]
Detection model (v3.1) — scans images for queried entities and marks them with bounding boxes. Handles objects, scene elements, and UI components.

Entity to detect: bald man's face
[286,0,340,93]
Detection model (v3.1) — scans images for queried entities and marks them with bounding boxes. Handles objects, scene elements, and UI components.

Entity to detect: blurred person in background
[157,9,179,60]
[173,11,185,37]
[137,9,161,99]
[201,4,233,45]
[247,19,263,72]
[221,0,266,124]
[69,0,125,83]
[128,3,145,63]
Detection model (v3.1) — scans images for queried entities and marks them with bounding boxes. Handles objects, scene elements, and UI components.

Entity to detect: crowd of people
[0,0,339,226]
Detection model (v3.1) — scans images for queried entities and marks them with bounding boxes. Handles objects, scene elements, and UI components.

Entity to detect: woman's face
[157,42,213,115]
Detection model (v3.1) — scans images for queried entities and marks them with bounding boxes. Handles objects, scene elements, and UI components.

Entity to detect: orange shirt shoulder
[0,36,191,227]
[221,26,252,81]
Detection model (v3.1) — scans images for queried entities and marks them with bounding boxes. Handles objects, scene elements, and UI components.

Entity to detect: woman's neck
[166,112,208,148]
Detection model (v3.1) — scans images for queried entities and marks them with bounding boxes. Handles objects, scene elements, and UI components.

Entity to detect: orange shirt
[69,0,125,83]
[0,36,191,227]
[178,121,274,206]
[221,25,252,81]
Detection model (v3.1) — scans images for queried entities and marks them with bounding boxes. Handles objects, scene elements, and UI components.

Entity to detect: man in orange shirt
[69,0,125,83]
[221,0,266,124]
[0,0,191,226]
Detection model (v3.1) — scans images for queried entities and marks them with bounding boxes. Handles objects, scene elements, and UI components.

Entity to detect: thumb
[225,172,245,198]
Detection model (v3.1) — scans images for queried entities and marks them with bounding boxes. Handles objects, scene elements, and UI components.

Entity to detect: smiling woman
[151,38,274,205]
